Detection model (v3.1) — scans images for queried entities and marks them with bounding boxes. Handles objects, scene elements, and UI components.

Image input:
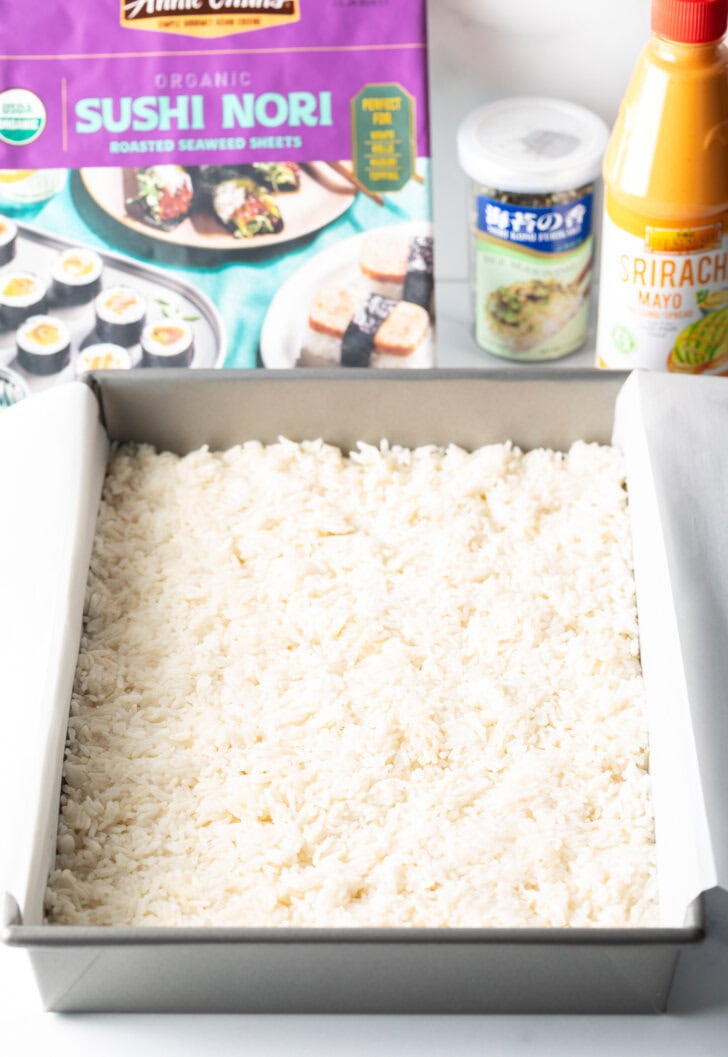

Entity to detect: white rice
[299,325,341,366]
[368,278,405,300]
[45,439,658,928]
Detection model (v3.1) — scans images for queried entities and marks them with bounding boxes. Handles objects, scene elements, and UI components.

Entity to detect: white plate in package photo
[259,220,434,368]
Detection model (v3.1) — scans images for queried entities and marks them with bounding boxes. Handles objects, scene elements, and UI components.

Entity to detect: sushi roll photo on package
[0,1,434,398]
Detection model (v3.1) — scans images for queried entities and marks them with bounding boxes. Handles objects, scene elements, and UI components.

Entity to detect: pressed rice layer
[46,439,658,927]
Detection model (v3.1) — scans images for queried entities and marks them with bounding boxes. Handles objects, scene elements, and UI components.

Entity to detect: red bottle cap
[652,0,728,41]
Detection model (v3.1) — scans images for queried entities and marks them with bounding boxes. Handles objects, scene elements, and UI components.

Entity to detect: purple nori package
[0,1,434,390]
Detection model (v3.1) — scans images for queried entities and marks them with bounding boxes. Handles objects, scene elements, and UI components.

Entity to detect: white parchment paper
[0,383,107,926]
[615,371,728,926]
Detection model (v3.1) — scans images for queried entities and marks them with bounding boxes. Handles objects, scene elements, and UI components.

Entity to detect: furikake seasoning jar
[457,98,609,362]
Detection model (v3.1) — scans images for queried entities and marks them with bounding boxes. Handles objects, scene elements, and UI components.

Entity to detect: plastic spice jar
[457,98,609,362]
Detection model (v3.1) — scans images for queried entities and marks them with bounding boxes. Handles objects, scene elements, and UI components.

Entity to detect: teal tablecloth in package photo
[0,166,432,369]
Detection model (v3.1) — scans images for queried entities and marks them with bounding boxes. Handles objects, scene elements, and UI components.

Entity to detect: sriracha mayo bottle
[596,0,728,373]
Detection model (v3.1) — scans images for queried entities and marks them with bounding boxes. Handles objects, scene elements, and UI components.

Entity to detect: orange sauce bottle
[596,0,728,373]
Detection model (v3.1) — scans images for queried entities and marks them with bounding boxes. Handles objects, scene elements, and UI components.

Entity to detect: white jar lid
[457,97,610,194]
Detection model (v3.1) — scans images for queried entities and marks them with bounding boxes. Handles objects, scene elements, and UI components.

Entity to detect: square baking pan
[4,368,727,1014]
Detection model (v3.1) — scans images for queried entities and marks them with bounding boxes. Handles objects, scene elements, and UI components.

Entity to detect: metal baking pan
[0,219,226,395]
[5,368,727,1014]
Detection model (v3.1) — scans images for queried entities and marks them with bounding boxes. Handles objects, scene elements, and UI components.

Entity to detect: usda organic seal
[0,88,47,146]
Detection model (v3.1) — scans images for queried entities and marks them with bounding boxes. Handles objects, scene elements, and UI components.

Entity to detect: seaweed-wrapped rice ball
[95,286,146,346]
[341,293,396,367]
[51,248,103,305]
[359,231,408,300]
[16,315,71,375]
[76,343,133,375]
[212,179,283,239]
[0,271,47,329]
[300,285,358,366]
[140,319,194,367]
[126,165,194,230]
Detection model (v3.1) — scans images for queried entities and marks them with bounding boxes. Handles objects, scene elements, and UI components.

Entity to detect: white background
[3,1,728,1052]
